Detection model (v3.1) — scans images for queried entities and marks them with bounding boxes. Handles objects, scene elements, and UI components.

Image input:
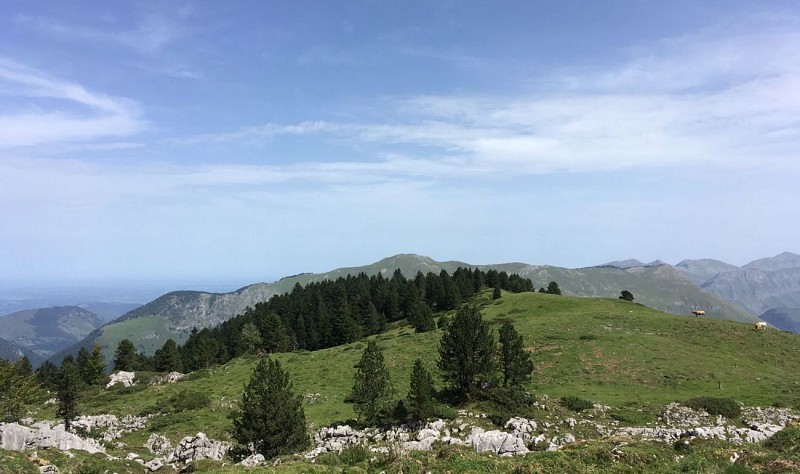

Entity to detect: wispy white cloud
[178,22,800,176]
[15,14,184,55]
[0,58,146,147]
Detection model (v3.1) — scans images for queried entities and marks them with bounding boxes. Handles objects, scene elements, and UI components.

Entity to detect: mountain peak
[743,252,800,271]
[598,259,664,269]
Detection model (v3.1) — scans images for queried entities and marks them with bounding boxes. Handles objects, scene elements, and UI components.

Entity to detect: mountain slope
[675,258,739,285]
[701,253,800,315]
[0,306,103,359]
[759,307,800,334]
[0,335,42,364]
[54,254,759,366]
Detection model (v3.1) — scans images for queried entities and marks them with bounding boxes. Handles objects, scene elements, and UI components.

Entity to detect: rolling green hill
[72,291,800,437]
[13,291,800,473]
[0,306,104,360]
[53,254,757,365]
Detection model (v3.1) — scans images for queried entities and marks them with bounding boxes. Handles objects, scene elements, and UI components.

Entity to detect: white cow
[754,321,767,331]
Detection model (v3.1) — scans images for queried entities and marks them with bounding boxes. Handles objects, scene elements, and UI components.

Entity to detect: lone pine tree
[498,321,534,388]
[438,305,497,398]
[349,340,393,424]
[230,357,309,459]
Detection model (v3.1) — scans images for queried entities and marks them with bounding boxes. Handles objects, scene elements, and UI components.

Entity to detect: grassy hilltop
[11,291,800,473]
[69,292,800,434]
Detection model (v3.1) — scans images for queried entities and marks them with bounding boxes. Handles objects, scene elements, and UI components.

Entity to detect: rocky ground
[3,392,798,472]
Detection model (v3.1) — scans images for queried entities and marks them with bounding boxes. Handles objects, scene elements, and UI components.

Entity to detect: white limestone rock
[106,371,136,388]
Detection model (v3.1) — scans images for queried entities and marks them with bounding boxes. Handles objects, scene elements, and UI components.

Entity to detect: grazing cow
[754,321,767,331]
[692,310,705,317]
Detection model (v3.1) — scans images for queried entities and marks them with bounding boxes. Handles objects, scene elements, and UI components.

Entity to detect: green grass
[94,315,188,359]
[11,290,800,473]
[81,292,800,433]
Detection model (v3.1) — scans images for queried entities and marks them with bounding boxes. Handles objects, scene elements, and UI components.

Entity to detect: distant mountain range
[52,253,770,365]
[0,306,104,361]
[699,252,800,317]
[0,335,41,364]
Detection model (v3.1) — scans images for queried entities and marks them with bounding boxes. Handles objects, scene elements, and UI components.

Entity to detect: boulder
[106,371,136,388]
[416,428,439,441]
[145,433,172,455]
[469,430,529,455]
[144,457,164,471]
[167,432,229,465]
[239,453,265,467]
[0,423,34,451]
[39,466,59,473]
[29,425,105,454]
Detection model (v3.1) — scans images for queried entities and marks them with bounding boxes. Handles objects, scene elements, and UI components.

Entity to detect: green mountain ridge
[0,306,103,360]
[0,335,42,364]
[50,254,758,366]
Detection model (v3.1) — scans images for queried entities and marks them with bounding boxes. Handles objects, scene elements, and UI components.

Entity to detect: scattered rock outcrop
[303,400,800,461]
[145,433,172,456]
[167,432,229,465]
[106,371,136,388]
[0,422,104,454]
[150,372,185,385]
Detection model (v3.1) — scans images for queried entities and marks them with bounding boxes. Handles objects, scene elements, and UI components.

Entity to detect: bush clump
[560,395,594,412]
[142,388,211,416]
[765,426,800,454]
[170,388,211,412]
[685,397,741,419]
[437,315,451,330]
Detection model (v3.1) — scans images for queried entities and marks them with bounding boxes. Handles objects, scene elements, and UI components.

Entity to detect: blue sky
[1,1,799,285]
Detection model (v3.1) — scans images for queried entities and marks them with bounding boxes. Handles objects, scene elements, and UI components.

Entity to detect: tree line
[115,267,536,373]
[6,268,539,431]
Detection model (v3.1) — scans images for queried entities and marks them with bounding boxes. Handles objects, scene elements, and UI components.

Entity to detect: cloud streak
[180,23,800,176]
[0,58,146,147]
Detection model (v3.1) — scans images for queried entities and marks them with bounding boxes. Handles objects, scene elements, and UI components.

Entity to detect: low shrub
[147,411,193,432]
[685,397,741,419]
[338,444,370,465]
[483,387,534,425]
[437,315,451,330]
[764,426,800,454]
[143,388,211,416]
[560,395,594,412]
[170,388,211,412]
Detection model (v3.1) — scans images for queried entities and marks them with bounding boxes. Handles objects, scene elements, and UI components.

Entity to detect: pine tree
[546,281,562,295]
[349,340,393,424]
[408,300,435,333]
[76,347,91,385]
[0,358,41,422]
[240,322,263,354]
[492,286,502,300]
[84,343,107,385]
[35,360,60,392]
[498,321,534,388]
[114,339,138,371]
[438,305,497,398]
[57,356,80,431]
[261,313,291,353]
[407,359,435,421]
[230,357,309,459]
[16,356,33,376]
[154,339,183,372]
